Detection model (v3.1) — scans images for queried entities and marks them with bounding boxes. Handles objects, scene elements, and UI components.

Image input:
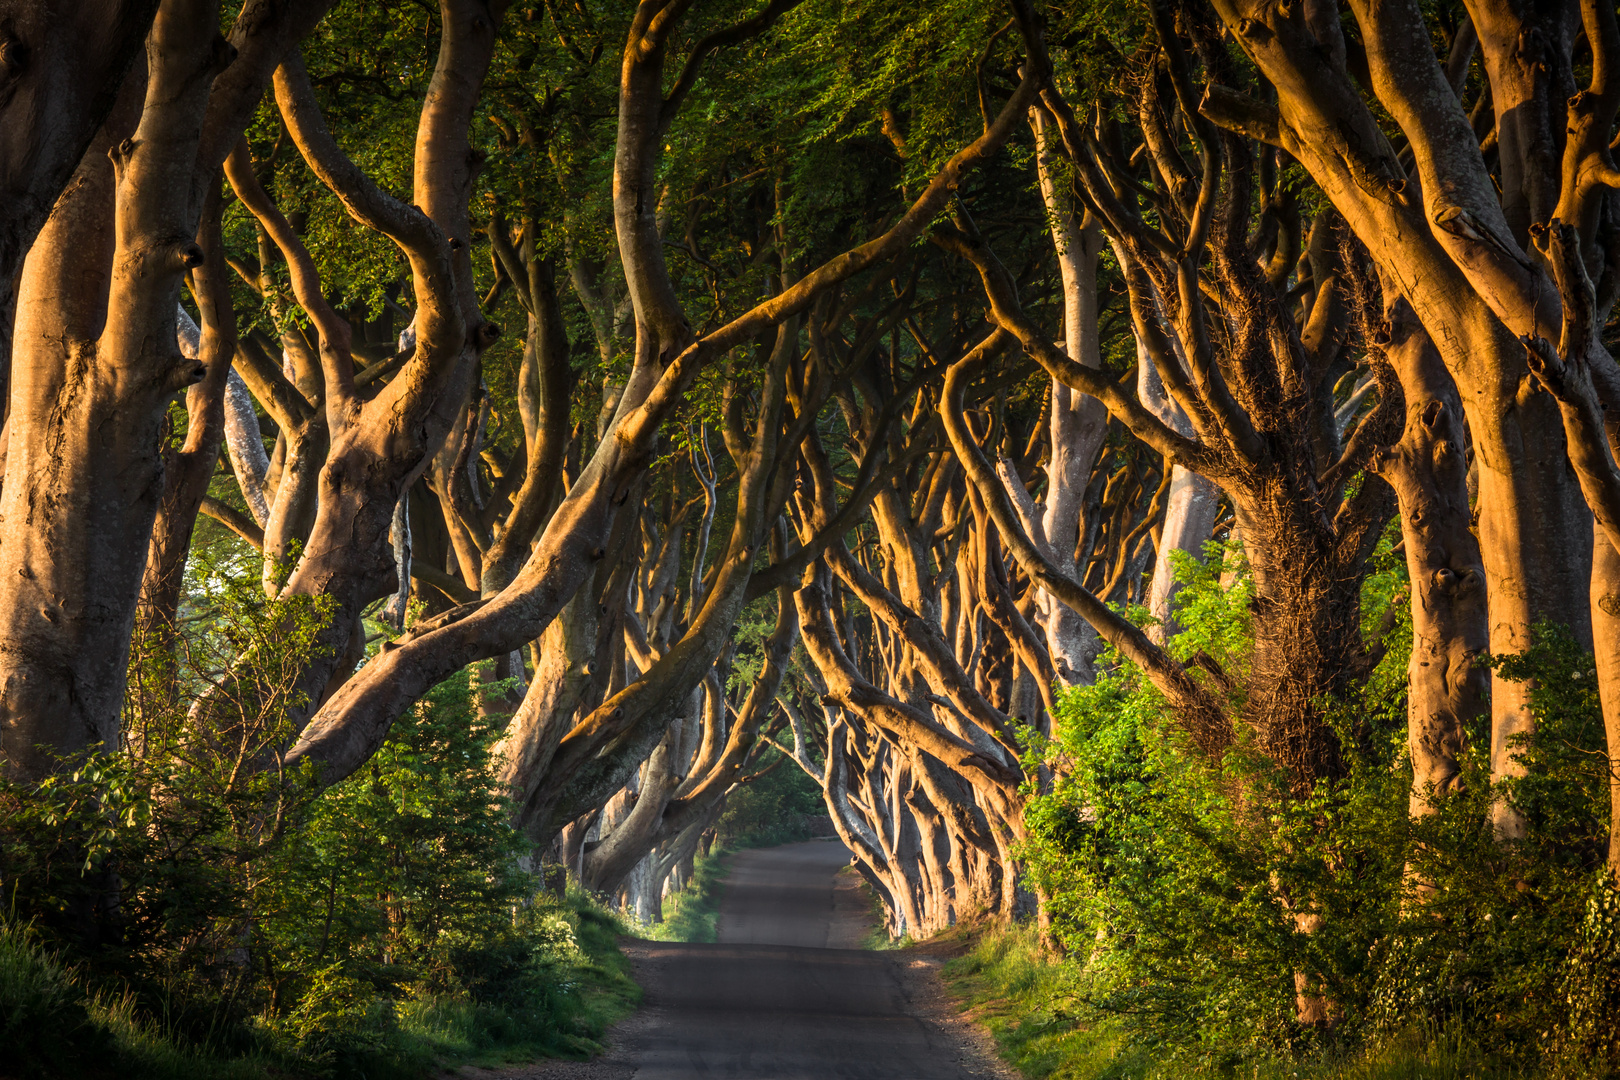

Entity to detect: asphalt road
[607,839,1004,1080]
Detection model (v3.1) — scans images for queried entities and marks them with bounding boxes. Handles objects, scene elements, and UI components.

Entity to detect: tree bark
[1367,296,1487,821]
[0,1,227,778]
[1025,107,1108,683]
[132,184,235,711]
[1137,337,1221,642]
[1203,0,1596,836]
[0,0,163,373]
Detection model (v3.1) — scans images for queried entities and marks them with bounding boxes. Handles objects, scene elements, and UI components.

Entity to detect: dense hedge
[1017,539,1619,1074]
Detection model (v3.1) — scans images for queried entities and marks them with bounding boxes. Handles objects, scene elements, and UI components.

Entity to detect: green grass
[0,920,277,1079]
[0,892,640,1080]
[645,847,732,943]
[941,923,1543,1080]
[379,896,641,1074]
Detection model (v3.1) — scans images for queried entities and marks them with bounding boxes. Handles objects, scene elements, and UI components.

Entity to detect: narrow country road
[620,839,1000,1079]
[496,839,1008,1080]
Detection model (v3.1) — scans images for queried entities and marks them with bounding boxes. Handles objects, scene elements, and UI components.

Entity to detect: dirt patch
[894,928,1022,1080]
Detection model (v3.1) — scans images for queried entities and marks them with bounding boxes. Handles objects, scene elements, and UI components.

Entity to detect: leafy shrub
[254,674,530,1014]
[1020,539,1617,1073]
[0,563,637,1077]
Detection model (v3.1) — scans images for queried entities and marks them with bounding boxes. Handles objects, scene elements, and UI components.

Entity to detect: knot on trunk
[1432,565,1483,596]
[0,35,28,79]
[167,359,207,392]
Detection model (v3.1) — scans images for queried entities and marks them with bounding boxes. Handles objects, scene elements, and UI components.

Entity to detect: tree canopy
[4,0,1620,1074]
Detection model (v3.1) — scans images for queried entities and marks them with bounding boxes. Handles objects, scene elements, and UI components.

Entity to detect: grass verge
[0,890,639,1080]
[941,922,1540,1080]
[378,893,640,1074]
[644,847,732,943]
[855,871,909,951]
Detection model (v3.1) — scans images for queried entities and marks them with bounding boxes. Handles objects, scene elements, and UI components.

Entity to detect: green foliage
[860,877,912,951]
[1552,872,1620,1069]
[645,845,731,944]
[254,676,529,1008]
[1017,543,1619,1075]
[945,922,1134,1079]
[3,569,334,1001]
[715,751,825,848]
[0,891,636,1080]
[725,597,783,696]
[0,914,286,1080]
[0,919,112,1078]
[944,922,1541,1080]
[252,886,638,1078]
[1370,624,1610,1061]
[0,563,637,1078]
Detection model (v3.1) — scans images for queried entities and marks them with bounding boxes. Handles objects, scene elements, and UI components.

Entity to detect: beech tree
[0,0,162,377]
[1195,0,1614,848]
[8,6,1620,1059]
[0,0,334,779]
[280,3,1045,834]
[937,4,1391,787]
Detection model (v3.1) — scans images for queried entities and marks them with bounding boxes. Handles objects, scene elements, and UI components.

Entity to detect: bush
[944,921,1537,1080]
[253,674,533,1028]
[1018,538,1617,1074]
[0,563,638,1077]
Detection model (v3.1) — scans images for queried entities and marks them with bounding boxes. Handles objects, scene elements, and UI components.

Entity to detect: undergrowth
[0,567,641,1078]
[943,923,1540,1080]
[1002,543,1619,1075]
[0,889,637,1079]
[0,887,638,1079]
[644,846,731,944]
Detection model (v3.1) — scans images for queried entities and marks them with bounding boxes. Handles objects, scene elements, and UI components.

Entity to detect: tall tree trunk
[1475,387,1592,838]
[0,0,164,371]
[1136,338,1221,642]
[1368,297,1487,823]
[0,2,226,778]
[136,193,234,639]
[1027,107,1108,684]
[1593,532,1620,871]
[1204,0,1597,838]
[130,186,235,737]
[1146,465,1221,638]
